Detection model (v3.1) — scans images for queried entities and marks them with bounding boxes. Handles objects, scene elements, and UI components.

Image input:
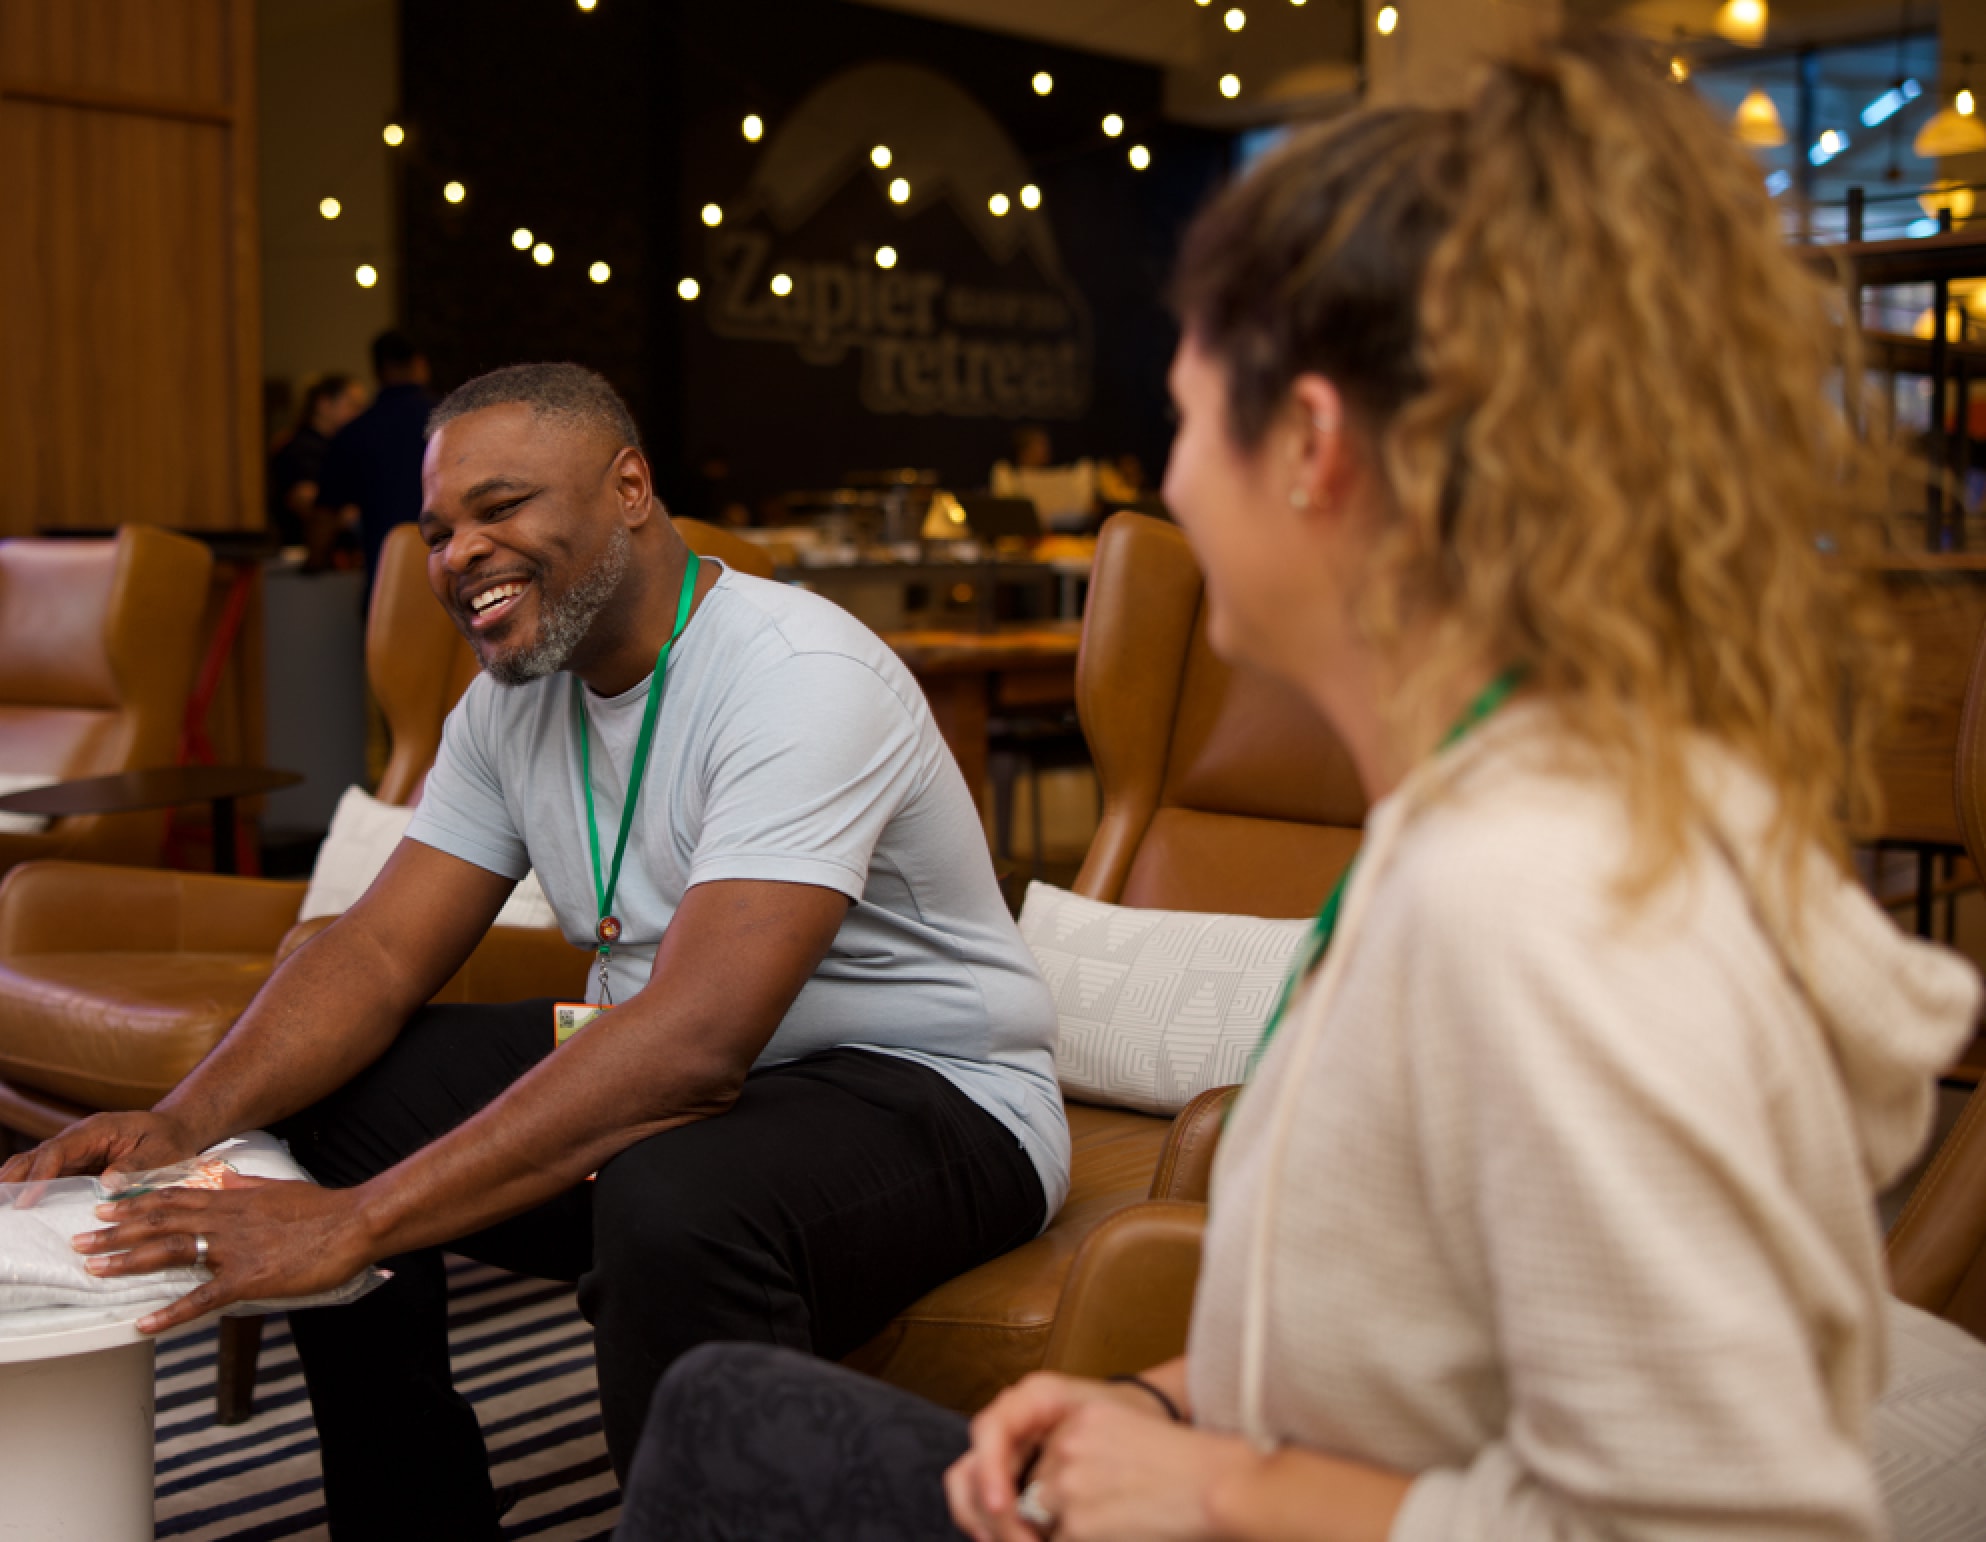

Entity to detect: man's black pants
[275,1000,1046,1542]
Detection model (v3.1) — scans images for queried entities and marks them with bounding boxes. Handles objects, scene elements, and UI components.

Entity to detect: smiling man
[0,363,1069,1541]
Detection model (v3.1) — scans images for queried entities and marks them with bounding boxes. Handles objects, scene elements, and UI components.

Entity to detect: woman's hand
[945,1372,1181,1541]
[1017,1402,1257,1542]
[70,1173,374,1334]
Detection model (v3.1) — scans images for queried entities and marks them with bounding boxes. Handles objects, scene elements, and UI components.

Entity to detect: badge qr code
[554,1002,607,1045]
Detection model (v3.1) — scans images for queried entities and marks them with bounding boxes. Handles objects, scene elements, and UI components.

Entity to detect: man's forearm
[154,922,432,1149]
[345,1000,742,1259]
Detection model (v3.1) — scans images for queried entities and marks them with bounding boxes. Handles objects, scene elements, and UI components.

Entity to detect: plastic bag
[0,1130,386,1336]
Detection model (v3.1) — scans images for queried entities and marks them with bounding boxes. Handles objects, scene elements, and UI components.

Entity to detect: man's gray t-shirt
[405,562,1071,1216]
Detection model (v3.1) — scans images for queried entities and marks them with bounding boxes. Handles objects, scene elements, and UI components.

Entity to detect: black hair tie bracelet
[1108,1373,1184,1423]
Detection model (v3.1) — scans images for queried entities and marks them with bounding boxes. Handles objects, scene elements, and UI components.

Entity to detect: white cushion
[0,773,57,836]
[1875,1296,1986,1539]
[300,785,558,930]
[1017,881,1310,1116]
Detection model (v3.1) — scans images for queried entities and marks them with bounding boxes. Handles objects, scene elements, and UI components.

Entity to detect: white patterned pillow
[1018,881,1311,1116]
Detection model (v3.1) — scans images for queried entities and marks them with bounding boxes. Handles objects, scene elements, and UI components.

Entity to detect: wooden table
[0,765,302,875]
[886,624,1083,799]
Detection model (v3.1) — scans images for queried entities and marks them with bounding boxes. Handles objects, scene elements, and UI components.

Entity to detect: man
[3,364,1068,1540]
[312,329,435,584]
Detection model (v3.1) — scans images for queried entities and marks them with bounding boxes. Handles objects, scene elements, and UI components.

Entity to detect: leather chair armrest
[1042,1199,1206,1379]
[275,920,592,1006]
[0,861,305,956]
[1889,1086,1986,1322]
[1149,1085,1238,1203]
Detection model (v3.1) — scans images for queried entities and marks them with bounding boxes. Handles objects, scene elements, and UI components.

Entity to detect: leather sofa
[0,525,215,878]
[843,512,1364,1410]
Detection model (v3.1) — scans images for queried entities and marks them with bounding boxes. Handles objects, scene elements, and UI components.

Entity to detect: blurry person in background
[268,373,366,550]
[312,330,434,585]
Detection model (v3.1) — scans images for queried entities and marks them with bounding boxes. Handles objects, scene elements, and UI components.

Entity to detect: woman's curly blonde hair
[1173,28,1903,900]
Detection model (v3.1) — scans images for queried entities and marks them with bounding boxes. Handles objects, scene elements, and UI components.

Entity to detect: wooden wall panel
[0,0,259,537]
[0,0,229,106]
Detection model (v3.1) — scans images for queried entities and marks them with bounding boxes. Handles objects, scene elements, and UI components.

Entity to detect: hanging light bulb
[355,264,378,288]
[701,203,723,227]
[989,193,1011,216]
[871,145,892,168]
[1219,73,1242,98]
[382,123,405,147]
[512,227,533,250]
[1101,113,1124,137]
[443,181,467,204]
[1918,53,1985,157]
[589,262,611,284]
[319,197,342,220]
[1032,71,1054,96]
[742,114,764,142]
[889,177,911,204]
[1019,184,1041,210]
[533,243,554,266]
[678,277,700,300]
[1376,6,1398,36]
[1918,181,1978,223]
[1713,0,1767,45]
[1224,7,1245,31]
[770,272,794,296]
[875,246,898,269]
[1734,86,1787,147]
[1128,144,1152,170]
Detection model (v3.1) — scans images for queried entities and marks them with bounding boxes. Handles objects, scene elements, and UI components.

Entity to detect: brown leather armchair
[0,526,215,877]
[0,518,771,1143]
[843,511,1363,1410]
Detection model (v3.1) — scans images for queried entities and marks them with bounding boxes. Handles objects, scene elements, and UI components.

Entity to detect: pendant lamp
[1918,181,1977,223]
[1917,56,1986,158]
[1713,0,1767,46]
[1735,86,1787,147]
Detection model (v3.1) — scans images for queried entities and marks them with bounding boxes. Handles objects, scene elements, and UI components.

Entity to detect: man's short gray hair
[427,362,643,453]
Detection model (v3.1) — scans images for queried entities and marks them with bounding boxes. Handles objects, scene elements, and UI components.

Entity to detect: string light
[382,123,404,147]
[742,114,763,141]
[1102,113,1124,137]
[355,264,378,288]
[532,242,554,266]
[678,277,700,300]
[577,0,597,10]
[871,145,892,168]
[889,177,911,203]
[589,261,611,283]
[701,203,723,227]
[989,192,1010,216]
[443,181,466,204]
[1712,0,1766,45]
[1220,73,1241,98]
[876,246,898,269]
[1670,55,1690,83]
[770,272,794,296]
[512,227,533,250]
[1019,184,1041,209]
[1128,144,1152,170]
[1963,87,1978,117]
[319,197,341,220]
[1376,6,1398,35]
[1032,71,1054,96]
[1225,7,1246,31]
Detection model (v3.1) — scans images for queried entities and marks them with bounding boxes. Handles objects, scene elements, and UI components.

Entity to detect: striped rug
[153,1258,622,1540]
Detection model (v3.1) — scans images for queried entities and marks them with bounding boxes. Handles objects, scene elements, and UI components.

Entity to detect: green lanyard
[1247,665,1527,1074]
[573,552,701,1003]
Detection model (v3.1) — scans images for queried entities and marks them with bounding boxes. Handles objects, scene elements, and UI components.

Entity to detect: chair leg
[216,1314,265,1425]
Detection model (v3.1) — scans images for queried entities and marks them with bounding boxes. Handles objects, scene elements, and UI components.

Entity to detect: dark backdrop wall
[401,0,1229,513]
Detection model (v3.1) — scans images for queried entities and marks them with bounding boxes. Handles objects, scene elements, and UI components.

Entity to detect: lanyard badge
[572,551,701,1011]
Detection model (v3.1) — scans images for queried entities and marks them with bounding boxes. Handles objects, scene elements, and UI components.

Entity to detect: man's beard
[480,523,632,686]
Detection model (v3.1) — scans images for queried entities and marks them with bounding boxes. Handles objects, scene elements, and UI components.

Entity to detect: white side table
[0,1309,157,1540]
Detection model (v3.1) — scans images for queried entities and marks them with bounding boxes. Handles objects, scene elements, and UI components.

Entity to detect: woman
[615,31,1977,1542]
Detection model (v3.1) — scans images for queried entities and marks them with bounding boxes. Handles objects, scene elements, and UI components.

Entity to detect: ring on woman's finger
[192,1233,210,1266]
[1014,1478,1056,1535]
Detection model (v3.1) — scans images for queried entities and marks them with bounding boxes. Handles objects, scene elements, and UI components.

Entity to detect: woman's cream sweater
[1187,708,1979,1540]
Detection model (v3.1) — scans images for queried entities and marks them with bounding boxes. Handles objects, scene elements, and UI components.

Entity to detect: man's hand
[0,1110,204,1194]
[71,1174,373,1335]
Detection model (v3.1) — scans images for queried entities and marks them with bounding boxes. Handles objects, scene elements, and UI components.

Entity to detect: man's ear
[612,447,657,528]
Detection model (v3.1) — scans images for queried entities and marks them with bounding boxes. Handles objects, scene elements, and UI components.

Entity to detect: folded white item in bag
[0,1130,384,1335]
